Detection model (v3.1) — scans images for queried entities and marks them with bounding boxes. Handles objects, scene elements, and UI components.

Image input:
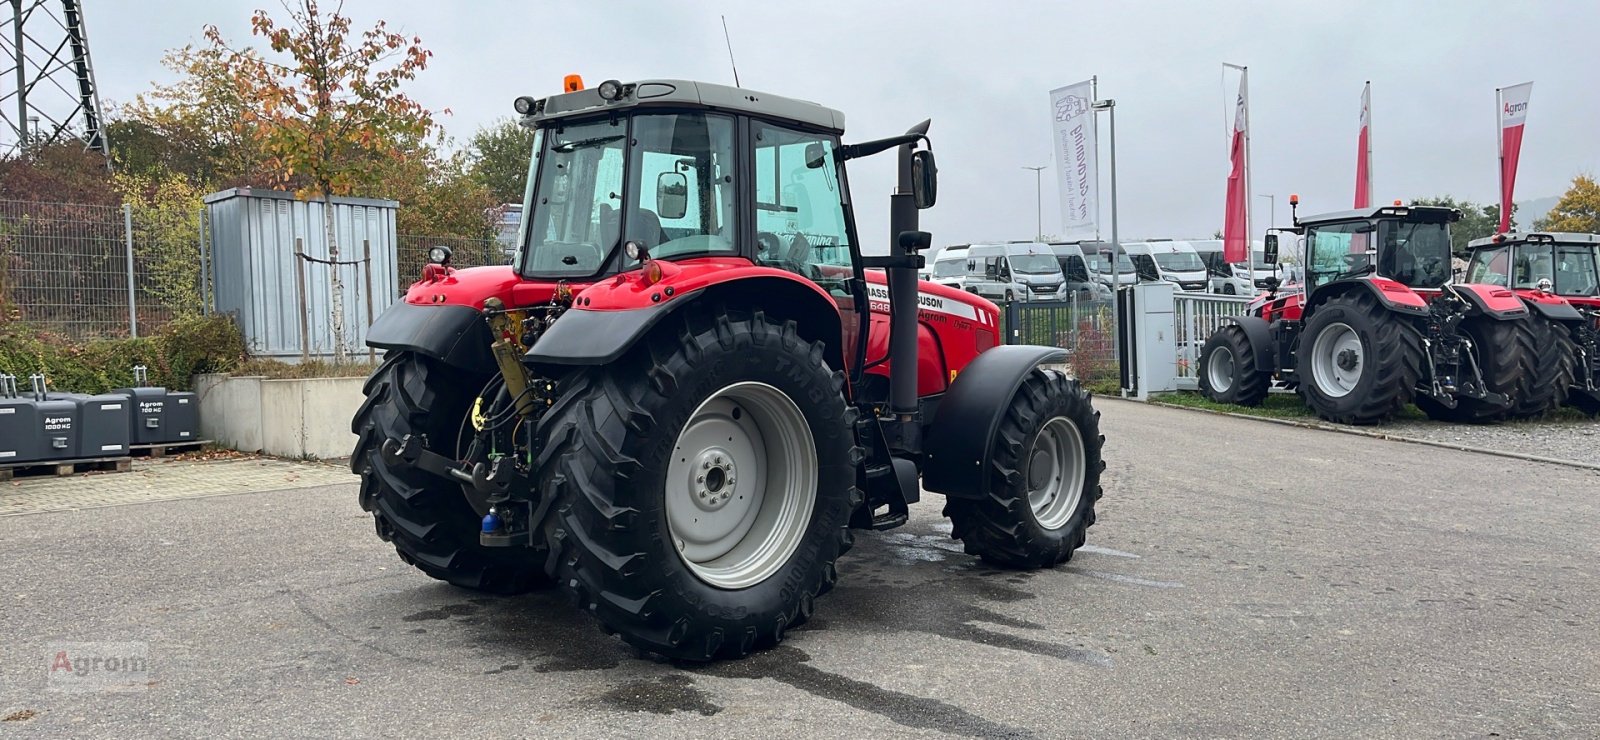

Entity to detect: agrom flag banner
[1222,72,1250,263]
[1050,80,1098,240]
[1498,81,1532,233]
[1355,82,1372,209]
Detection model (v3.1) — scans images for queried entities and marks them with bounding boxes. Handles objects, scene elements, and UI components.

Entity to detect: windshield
[1473,243,1600,296]
[1010,254,1060,275]
[1153,251,1205,273]
[1378,220,1451,288]
[1232,251,1270,269]
[1085,252,1135,273]
[521,113,738,278]
[934,258,965,278]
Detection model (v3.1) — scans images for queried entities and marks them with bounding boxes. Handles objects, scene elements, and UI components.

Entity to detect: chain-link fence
[396,234,510,283]
[0,199,206,337]
[1001,296,1120,389]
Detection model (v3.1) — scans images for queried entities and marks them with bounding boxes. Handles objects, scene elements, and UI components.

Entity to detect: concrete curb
[1112,396,1600,473]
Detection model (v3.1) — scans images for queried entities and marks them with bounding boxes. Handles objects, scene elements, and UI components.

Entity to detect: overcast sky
[71,0,1600,247]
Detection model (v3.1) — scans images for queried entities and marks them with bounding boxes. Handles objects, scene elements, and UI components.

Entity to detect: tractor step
[869,510,908,530]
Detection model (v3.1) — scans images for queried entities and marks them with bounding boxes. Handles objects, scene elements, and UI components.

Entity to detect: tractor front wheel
[1299,291,1423,425]
[1198,325,1269,406]
[536,309,860,661]
[351,352,550,593]
[945,369,1104,569]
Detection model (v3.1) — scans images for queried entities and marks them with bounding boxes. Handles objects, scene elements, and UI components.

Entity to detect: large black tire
[1416,315,1542,422]
[351,352,550,593]
[1516,315,1575,418]
[535,309,860,661]
[1298,291,1423,425]
[944,369,1105,569]
[1198,325,1270,406]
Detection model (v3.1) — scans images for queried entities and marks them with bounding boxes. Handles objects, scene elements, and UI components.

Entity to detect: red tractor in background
[1461,232,1600,415]
[352,78,1106,661]
[1198,197,1543,424]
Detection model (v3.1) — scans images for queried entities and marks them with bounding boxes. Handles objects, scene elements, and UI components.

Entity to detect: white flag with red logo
[1354,82,1372,209]
[1222,72,1249,263]
[1498,82,1532,232]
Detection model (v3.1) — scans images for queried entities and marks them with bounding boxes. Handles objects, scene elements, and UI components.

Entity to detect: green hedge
[0,314,246,393]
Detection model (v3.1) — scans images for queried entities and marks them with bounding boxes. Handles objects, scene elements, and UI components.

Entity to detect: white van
[964,242,1068,302]
[1122,241,1209,292]
[1191,240,1252,294]
[1084,244,1136,289]
[1047,242,1112,300]
[928,245,969,290]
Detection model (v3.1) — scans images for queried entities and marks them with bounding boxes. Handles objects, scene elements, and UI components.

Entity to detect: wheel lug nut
[703,461,710,469]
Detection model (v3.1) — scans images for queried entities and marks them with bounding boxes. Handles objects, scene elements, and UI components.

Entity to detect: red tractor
[1461,232,1600,416]
[1198,198,1541,424]
[353,78,1105,660]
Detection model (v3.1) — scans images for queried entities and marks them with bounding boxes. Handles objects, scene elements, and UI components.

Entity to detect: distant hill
[1516,196,1560,227]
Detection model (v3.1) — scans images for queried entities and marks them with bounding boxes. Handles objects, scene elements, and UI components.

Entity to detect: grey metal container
[204,188,400,361]
[27,377,80,461]
[0,375,45,464]
[166,391,199,443]
[49,393,132,457]
[112,367,198,445]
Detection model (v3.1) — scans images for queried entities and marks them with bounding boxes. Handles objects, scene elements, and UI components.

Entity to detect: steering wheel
[756,231,783,261]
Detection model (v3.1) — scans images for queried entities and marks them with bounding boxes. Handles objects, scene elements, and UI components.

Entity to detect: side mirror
[655,172,688,220]
[912,149,938,209]
[804,142,828,169]
[1263,234,1279,265]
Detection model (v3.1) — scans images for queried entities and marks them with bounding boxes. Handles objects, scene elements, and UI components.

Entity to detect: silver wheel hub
[1310,321,1363,398]
[1208,346,1236,393]
[1026,416,1087,531]
[665,382,817,590]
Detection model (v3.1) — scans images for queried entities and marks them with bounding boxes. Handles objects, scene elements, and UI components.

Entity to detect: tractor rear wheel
[1514,315,1574,418]
[945,369,1104,569]
[1416,315,1542,422]
[1298,291,1423,425]
[351,352,550,593]
[536,309,859,661]
[1198,325,1269,406]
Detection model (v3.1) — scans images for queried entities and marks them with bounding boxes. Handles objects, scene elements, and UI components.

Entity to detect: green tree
[1533,175,1600,233]
[468,119,537,204]
[206,0,436,361]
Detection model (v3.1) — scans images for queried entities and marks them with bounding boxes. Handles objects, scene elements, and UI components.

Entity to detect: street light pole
[1258,193,1275,229]
[1092,98,1120,393]
[1022,165,1046,240]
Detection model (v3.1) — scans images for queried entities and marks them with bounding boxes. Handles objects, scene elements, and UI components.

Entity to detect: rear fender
[1306,279,1429,319]
[526,264,844,373]
[1511,289,1584,322]
[1222,315,1274,372]
[922,345,1067,499]
[1451,283,1532,320]
[365,302,495,374]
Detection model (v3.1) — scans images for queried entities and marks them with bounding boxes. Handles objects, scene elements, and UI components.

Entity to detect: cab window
[753,123,852,295]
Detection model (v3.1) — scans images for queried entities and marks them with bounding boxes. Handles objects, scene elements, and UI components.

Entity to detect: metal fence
[0,199,205,337]
[396,234,510,284]
[1172,292,1253,389]
[1001,296,1120,387]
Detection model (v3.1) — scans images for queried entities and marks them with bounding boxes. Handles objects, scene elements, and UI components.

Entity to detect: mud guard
[1451,283,1532,320]
[365,302,495,373]
[921,344,1067,499]
[1223,315,1275,372]
[1515,293,1584,322]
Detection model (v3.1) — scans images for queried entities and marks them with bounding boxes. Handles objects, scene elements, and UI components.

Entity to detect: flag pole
[1366,81,1374,203]
[1092,75,1100,242]
[1495,86,1504,232]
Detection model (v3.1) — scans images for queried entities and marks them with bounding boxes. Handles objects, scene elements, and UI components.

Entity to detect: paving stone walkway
[0,456,357,516]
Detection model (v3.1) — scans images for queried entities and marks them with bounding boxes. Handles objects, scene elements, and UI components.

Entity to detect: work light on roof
[597,79,624,101]
[513,96,536,115]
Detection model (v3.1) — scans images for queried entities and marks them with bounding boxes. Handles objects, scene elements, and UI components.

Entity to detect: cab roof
[521,79,847,134]
[1298,205,1460,226]
[1465,232,1600,250]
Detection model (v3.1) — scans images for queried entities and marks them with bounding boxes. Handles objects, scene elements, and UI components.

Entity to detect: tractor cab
[1463,232,1600,304]
[1297,203,1458,297]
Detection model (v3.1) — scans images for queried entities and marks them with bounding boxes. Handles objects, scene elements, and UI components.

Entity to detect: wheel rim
[1207,345,1236,393]
[665,381,816,590]
[1310,321,1363,398]
[1025,416,1087,531]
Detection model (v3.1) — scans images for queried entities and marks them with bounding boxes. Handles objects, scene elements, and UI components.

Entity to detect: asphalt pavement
[2,399,1597,738]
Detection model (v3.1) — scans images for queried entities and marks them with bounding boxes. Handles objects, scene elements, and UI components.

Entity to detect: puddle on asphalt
[596,675,721,717]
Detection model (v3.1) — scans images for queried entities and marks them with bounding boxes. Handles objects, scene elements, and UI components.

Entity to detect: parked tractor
[351,78,1106,660]
[1198,197,1537,424]
[1461,232,1600,416]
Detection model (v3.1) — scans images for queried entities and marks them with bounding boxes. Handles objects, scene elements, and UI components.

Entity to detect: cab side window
[753,123,851,294]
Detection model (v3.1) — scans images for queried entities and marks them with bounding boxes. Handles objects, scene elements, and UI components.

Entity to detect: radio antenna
[720,15,741,88]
